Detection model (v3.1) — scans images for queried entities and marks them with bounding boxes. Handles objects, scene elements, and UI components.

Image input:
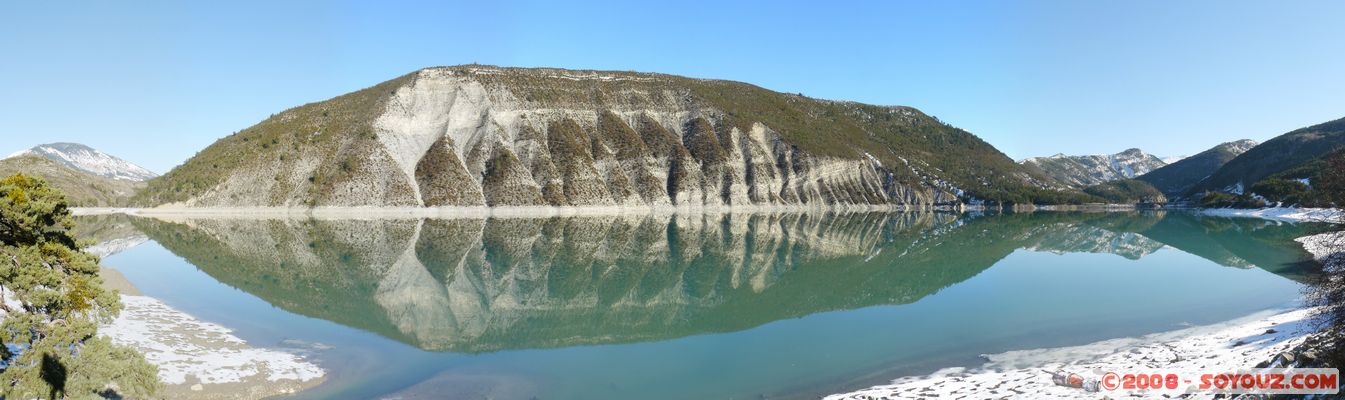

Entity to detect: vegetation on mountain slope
[1136,139,1255,196]
[1190,117,1345,199]
[134,65,1093,207]
[1083,179,1167,204]
[1298,151,1345,369]
[672,76,1073,203]
[0,156,144,207]
[133,74,415,206]
[1245,148,1345,207]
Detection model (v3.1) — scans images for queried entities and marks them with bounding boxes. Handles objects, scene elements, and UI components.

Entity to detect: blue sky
[2,1,1343,173]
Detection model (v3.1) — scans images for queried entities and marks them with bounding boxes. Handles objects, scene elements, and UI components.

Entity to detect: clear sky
[2,1,1343,173]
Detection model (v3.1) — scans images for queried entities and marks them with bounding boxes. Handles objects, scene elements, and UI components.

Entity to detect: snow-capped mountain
[1021,148,1167,188]
[5,143,157,181]
[1159,155,1186,164]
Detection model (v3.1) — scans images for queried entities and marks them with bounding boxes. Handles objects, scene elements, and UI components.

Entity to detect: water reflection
[123,211,1323,353]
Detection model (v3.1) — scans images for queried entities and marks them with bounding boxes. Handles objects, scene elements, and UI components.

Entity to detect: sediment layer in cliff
[137,66,1063,207]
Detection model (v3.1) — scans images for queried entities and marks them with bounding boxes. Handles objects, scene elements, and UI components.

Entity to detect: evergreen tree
[0,174,159,399]
[1303,153,1345,369]
[1318,152,1345,207]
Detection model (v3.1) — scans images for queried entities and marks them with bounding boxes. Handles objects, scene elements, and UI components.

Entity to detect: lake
[82,211,1327,399]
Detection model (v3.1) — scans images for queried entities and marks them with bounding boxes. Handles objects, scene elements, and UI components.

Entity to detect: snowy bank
[1296,231,1344,264]
[101,295,325,399]
[827,307,1315,399]
[1199,207,1341,223]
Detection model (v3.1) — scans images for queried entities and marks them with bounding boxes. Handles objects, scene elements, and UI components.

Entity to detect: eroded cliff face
[169,67,959,208]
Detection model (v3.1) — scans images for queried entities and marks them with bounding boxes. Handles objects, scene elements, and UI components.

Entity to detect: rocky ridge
[1022,148,1167,188]
[135,66,1074,208]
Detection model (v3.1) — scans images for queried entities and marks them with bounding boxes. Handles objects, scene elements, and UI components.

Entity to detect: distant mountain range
[1015,120,1344,207]
[7,142,157,181]
[0,143,156,206]
[1020,148,1168,188]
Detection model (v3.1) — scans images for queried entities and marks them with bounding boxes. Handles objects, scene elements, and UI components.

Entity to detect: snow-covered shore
[100,294,326,399]
[1296,231,1344,272]
[827,307,1316,399]
[1198,207,1342,223]
[82,233,327,398]
[830,207,1341,399]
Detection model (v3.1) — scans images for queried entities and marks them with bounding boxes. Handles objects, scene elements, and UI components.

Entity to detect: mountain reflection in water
[126,211,1323,353]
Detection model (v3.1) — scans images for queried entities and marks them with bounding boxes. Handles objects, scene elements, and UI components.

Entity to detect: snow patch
[1295,231,1344,265]
[1020,149,1166,187]
[1198,207,1341,223]
[863,152,882,167]
[1160,155,1185,164]
[100,295,325,385]
[19,143,157,181]
[828,308,1316,399]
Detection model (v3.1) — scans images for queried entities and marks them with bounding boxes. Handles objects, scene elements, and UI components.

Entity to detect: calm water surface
[87,211,1326,400]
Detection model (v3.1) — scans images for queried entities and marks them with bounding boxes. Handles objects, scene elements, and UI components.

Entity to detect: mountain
[135,65,1088,208]
[1189,117,1345,199]
[1020,148,1167,188]
[0,154,144,206]
[1160,155,1186,164]
[1136,139,1257,196]
[7,142,157,181]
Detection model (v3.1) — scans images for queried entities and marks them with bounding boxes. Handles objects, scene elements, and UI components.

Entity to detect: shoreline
[95,246,327,400]
[79,206,1339,399]
[76,204,1337,221]
[100,294,327,399]
[826,306,1317,399]
[827,208,1340,399]
[1198,207,1342,223]
[70,203,1164,220]
[74,204,950,220]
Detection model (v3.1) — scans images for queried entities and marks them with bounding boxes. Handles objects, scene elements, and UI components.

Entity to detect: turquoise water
[92,211,1325,399]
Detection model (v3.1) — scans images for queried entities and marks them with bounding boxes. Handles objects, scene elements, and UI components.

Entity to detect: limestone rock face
[359,69,937,207]
[143,66,1049,207]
